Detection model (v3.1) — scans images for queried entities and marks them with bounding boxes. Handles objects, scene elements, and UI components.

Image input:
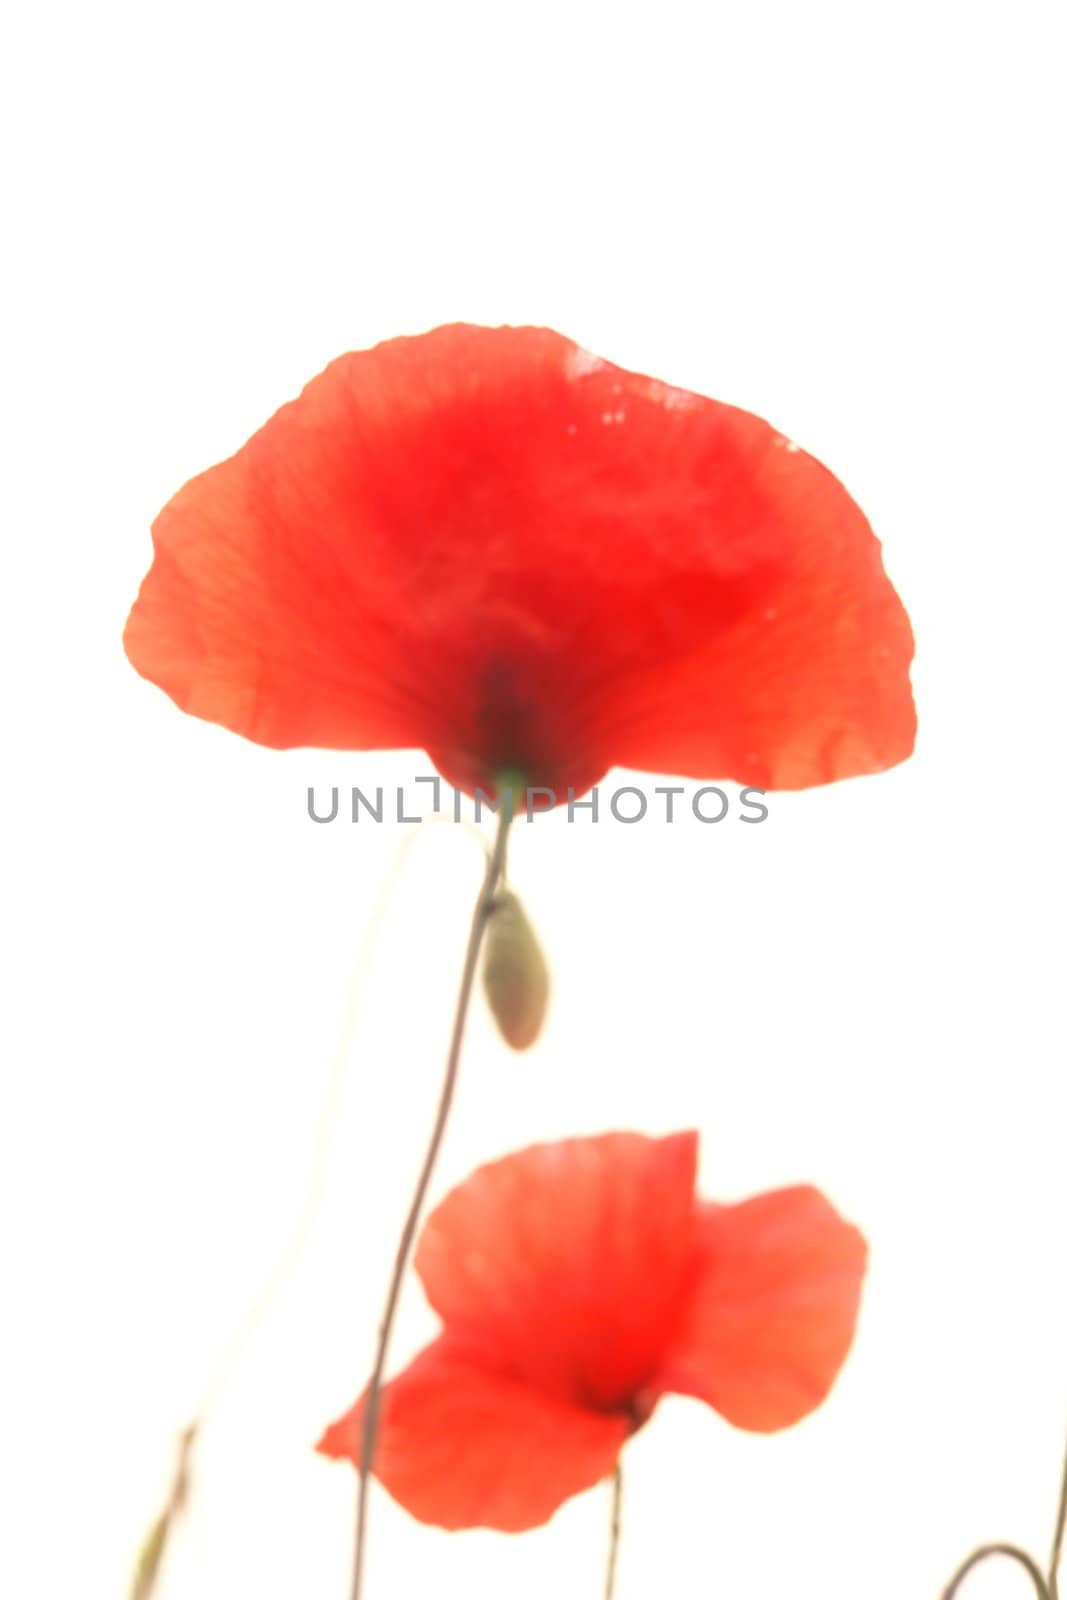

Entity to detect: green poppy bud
[483,888,549,1050]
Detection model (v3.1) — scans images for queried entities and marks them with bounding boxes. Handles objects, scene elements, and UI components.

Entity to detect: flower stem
[349,795,515,1600]
[605,1464,623,1600]
[129,818,490,1600]
[941,1411,1067,1600]
[942,1544,1050,1600]
[1049,1416,1067,1600]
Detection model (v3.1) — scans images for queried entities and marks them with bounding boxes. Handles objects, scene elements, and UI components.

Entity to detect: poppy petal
[125,324,913,795]
[415,1131,698,1413]
[598,425,915,790]
[316,1338,629,1532]
[658,1186,867,1431]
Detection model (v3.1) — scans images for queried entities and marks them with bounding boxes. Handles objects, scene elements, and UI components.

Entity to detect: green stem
[604,1464,623,1600]
[1048,1415,1067,1600]
[942,1410,1067,1600]
[942,1543,1050,1600]
[349,795,515,1600]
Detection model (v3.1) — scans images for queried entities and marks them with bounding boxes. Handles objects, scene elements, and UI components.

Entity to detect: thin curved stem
[349,798,515,1600]
[1048,1416,1067,1600]
[203,817,489,1414]
[942,1543,1051,1600]
[942,1411,1067,1600]
[604,1464,623,1600]
[129,816,488,1600]
[131,1425,196,1600]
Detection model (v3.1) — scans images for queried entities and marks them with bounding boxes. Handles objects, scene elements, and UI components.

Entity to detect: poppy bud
[482,888,549,1051]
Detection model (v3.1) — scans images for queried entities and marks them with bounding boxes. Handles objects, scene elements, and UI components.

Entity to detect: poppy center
[621,1386,657,1434]
[476,656,555,784]
[428,650,609,806]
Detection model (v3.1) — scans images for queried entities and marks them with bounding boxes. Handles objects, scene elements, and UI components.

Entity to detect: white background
[2,2,1065,1598]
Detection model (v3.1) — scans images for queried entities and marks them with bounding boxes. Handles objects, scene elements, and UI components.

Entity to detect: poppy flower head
[125,324,915,800]
[317,1130,867,1532]
[413,1131,700,1417]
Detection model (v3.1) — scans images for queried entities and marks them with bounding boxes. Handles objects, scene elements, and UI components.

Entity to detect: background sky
[3,2,1065,1598]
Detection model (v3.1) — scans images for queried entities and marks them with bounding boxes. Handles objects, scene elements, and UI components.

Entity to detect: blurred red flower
[317,1130,867,1531]
[124,324,914,800]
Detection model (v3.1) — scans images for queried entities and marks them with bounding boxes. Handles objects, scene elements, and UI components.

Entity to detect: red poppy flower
[317,1131,867,1531]
[124,324,914,801]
